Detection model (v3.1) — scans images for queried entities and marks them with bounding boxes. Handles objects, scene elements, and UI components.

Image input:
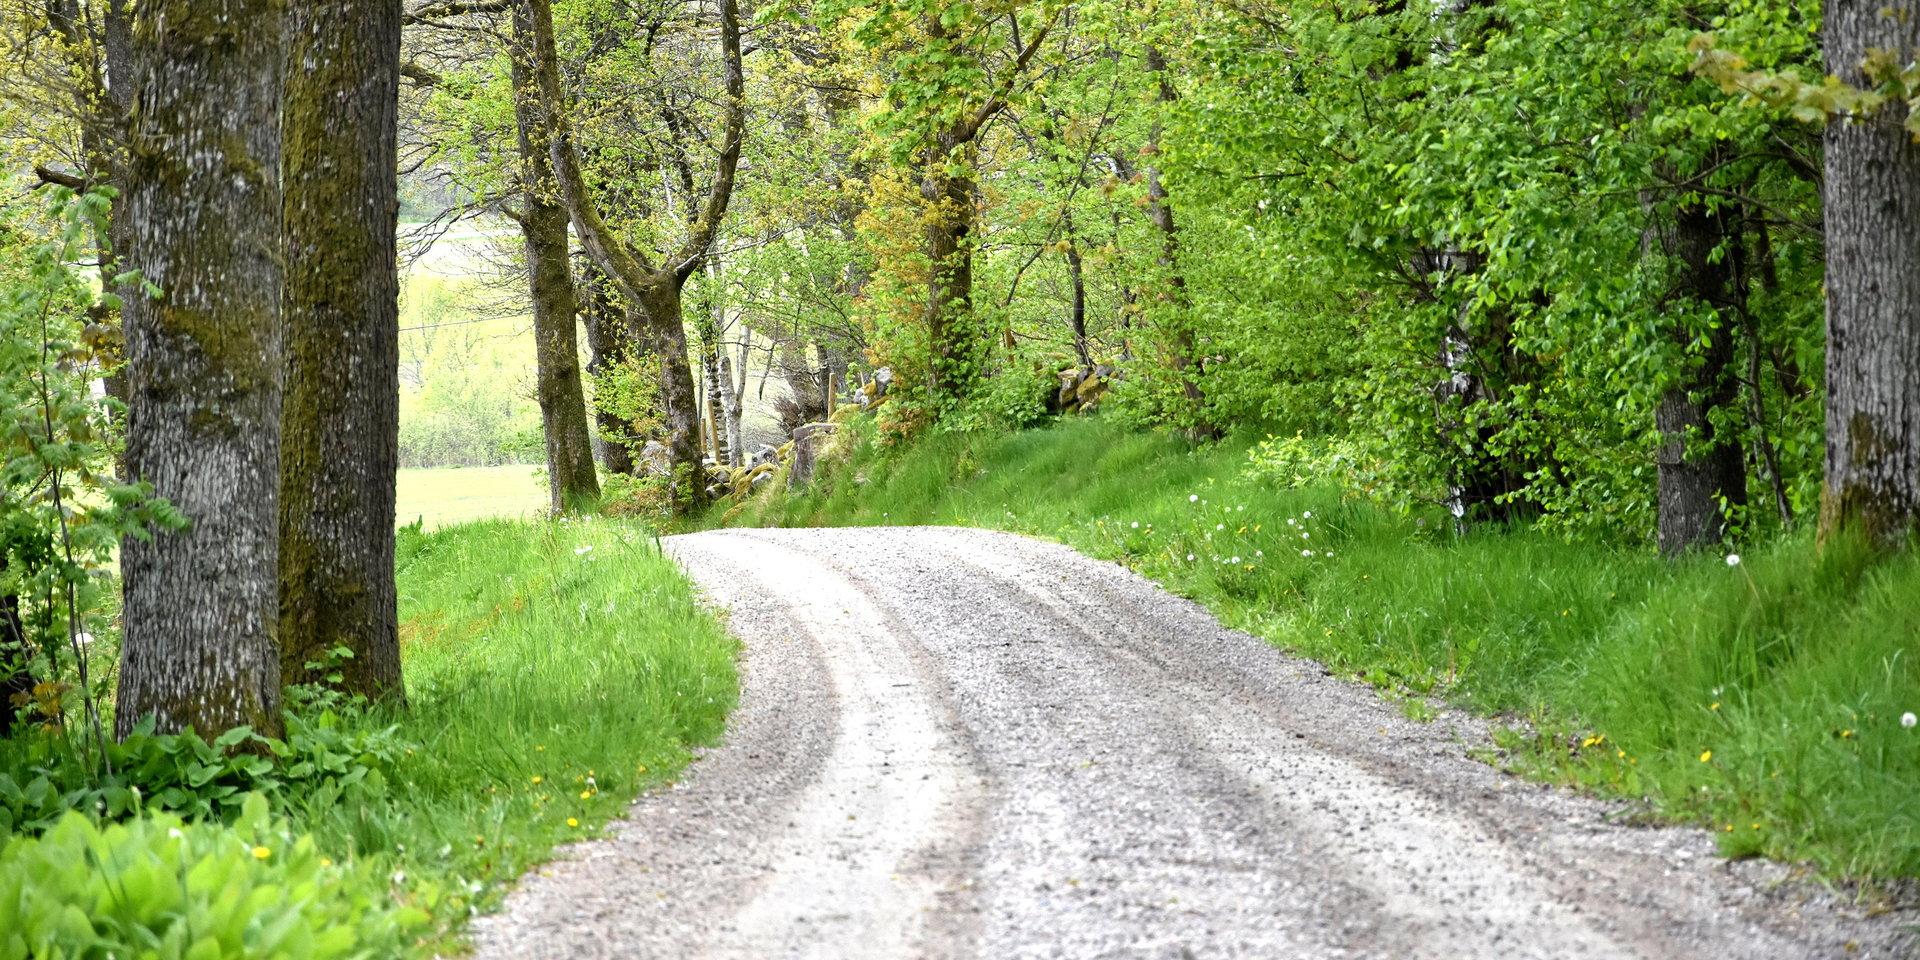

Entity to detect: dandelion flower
[531,776,543,784]
[251,846,271,860]
[1903,712,1916,729]
[1725,554,1741,567]
[1699,750,1713,763]
[566,817,580,828]
[580,789,594,799]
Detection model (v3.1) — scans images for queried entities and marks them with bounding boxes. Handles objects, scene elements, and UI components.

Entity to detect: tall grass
[724,417,1920,881]
[0,516,738,956]
[336,516,738,949]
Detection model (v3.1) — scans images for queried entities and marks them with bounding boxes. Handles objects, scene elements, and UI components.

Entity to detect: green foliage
[1,188,179,746]
[724,418,1920,880]
[0,794,427,960]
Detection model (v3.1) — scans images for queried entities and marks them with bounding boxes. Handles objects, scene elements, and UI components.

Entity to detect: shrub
[0,794,427,960]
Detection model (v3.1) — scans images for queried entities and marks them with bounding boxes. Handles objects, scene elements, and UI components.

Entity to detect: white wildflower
[1130,521,1139,529]
[1301,549,1315,557]
[1189,494,1199,503]
[1186,553,1196,562]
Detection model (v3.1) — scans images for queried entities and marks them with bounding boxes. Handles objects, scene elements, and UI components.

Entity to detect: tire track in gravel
[470,526,1914,960]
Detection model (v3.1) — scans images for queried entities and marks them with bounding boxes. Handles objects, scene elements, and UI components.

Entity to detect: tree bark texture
[118,0,285,740]
[922,134,978,408]
[578,267,638,475]
[1819,1,1920,546]
[511,0,601,513]
[278,0,405,702]
[1655,200,1747,554]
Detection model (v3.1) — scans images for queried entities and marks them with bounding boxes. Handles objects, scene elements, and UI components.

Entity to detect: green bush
[0,794,426,960]
[0,715,407,837]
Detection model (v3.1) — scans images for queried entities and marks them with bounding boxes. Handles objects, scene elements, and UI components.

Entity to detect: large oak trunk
[1819,1,1920,545]
[118,0,286,740]
[278,0,405,702]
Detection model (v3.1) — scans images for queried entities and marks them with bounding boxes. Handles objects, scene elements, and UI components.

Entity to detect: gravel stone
[469,526,1915,959]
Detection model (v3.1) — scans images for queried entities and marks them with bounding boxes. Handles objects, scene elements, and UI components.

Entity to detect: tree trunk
[637,277,708,507]
[118,0,285,740]
[278,0,405,702]
[718,350,744,466]
[922,134,978,408]
[1141,48,1216,441]
[1655,200,1747,554]
[1818,1,1920,546]
[578,267,638,475]
[525,0,737,512]
[512,0,601,514]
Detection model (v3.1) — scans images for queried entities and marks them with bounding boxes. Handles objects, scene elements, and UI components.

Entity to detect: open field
[397,465,549,529]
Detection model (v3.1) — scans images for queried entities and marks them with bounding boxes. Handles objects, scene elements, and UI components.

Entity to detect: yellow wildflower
[1699,750,1713,763]
[566,817,579,828]
[251,846,271,860]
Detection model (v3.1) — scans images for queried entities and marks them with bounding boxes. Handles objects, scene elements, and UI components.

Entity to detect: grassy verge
[720,416,1919,883]
[1,516,737,957]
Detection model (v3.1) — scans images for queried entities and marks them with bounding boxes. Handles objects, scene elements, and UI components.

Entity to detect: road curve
[471,526,1911,959]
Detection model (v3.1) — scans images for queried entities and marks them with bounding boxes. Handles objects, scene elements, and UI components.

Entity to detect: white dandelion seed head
[1230,556,1241,564]
[1217,524,1225,531]
[1301,549,1315,557]
[1904,712,1917,729]
[1189,494,1200,503]
[1303,510,1312,518]
[1131,521,1139,528]
[1725,554,1741,567]
[1186,553,1196,562]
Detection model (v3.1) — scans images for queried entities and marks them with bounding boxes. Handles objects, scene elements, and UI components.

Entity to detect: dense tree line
[0,0,1915,741]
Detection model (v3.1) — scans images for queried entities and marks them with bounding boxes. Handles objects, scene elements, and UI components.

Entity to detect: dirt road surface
[471,526,1912,959]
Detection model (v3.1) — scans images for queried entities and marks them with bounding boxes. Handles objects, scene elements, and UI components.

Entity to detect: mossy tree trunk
[526,0,742,513]
[118,0,285,740]
[578,267,638,476]
[1818,1,1920,547]
[511,0,601,514]
[1654,197,1747,555]
[278,0,406,702]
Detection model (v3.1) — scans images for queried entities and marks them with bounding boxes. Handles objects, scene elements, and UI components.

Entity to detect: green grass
[332,516,736,951]
[720,416,1920,883]
[0,516,737,956]
[397,465,549,530]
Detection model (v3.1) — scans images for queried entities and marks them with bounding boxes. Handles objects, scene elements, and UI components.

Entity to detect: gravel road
[471,526,1914,959]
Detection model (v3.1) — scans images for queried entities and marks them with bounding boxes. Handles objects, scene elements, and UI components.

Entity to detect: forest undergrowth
[718,416,1920,888]
[0,518,736,957]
